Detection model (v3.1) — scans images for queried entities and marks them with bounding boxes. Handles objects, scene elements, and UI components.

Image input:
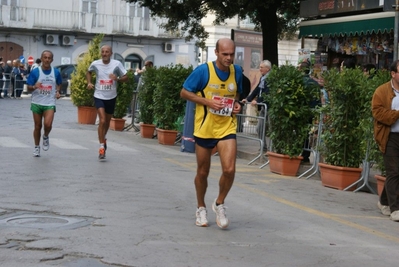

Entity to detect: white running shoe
[42,136,49,151]
[33,146,40,157]
[212,199,229,229]
[390,210,399,222]
[195,207,208,227]
[377,201,391,216]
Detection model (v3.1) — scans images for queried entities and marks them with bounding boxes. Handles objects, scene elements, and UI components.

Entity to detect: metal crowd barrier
[125,90,140,132]
[2,73,11,97]
[236,102,267,165]
[13,77,25,98]
[343,123,377,194]
[297,113,324,179]
[258,113,323,175]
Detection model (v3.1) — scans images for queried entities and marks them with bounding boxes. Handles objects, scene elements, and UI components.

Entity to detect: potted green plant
[153,64,193,145]
[361,69,390,195]
[265,64,320,176]
[109,70,136,131]
[70,34,103,124]
[319,67,383,190]
[137,66,157,138]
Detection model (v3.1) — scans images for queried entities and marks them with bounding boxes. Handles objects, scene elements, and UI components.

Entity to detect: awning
[299,12,395,38]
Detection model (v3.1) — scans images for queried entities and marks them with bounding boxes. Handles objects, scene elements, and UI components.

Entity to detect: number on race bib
[209,96,234,117]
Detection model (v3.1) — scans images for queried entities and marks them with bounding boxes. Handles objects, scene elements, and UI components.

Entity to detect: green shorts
[31,103,56,114]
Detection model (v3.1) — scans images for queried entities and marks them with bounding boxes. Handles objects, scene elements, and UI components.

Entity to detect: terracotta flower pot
[77,106,97,125]
[375,174,386,197]
[110,118,126,131]
[140,123,156,138]
[266,151,303,176]
[318,162,362,191]
[157,128,178,145]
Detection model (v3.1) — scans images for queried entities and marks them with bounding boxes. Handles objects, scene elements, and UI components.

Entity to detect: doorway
[0,42,24,62]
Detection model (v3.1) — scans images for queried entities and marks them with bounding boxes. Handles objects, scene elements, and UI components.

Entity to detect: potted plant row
[109,70,136,131]
[137,66,157,138]
[364,70,390,195]
[70,34,103,124]
[265,64,320,176]
[319,67,390,191]
[138,64,193,145]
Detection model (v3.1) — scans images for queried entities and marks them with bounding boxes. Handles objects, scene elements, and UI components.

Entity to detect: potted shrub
[137,66,157,138]
[362,69,390,195]
[153,64,193,145]
[265,64,320,176]
[319,67,380,190]
[70,34,103,124]
[109,70,136,131]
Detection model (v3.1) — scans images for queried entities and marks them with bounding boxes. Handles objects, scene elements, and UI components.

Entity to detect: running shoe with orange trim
[99,147,106,160]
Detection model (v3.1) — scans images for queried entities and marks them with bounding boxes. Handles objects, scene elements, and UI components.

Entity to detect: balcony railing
[0,5,173,38]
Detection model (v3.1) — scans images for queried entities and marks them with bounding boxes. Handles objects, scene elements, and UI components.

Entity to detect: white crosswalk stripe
[0,137,30,148]
[90,140,138,152]
[0,137,138,153]
[51,138,88,149]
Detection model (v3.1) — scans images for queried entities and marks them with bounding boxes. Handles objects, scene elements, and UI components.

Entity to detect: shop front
[299,0,395,71]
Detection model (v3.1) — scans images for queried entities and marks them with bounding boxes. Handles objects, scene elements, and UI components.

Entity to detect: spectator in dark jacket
[237,67,251,132]
[0,59,4,98]
[298,61,322,164]
[3,60,12,98]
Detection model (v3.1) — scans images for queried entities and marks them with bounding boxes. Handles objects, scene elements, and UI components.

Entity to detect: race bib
[209,96,234,116]
[39,84,52,96]
[99,79,113,90]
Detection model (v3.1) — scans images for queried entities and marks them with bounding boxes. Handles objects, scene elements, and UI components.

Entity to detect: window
[82,0,98,27]
[128,2,150,30]
[82,0,97,13]
[1,0,18,5]
[3,0,20,21]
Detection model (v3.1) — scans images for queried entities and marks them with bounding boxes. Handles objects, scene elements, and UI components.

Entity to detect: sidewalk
[126,121,378,195]
[235,134,379,194]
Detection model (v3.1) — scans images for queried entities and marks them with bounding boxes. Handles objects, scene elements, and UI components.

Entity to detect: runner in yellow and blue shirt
[180,38,243,229]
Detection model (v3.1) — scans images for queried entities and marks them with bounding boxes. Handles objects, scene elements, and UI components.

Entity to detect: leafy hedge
[70,34,103,107]
[114,70,136,119]
[266,64,320,157]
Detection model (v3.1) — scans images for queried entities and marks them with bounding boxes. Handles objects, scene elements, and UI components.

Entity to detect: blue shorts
[194,134,236,149]
[94,97,116,115]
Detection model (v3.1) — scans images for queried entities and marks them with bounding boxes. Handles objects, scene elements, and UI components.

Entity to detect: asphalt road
[0,96,398,267]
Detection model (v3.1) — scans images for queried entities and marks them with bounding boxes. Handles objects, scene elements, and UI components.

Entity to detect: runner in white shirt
[26,50,62,157]
[86,45,128,159]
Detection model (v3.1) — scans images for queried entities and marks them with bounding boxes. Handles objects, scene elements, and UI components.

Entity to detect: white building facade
[201,13,318,67]
[0,0,197,70]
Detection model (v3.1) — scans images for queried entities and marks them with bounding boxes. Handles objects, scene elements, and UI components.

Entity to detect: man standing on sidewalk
[26,50,62,157]
[372,59,399,222]
[180,38,243,229]
[3,60,12,98]
[242,60,272,152]
[86,45,128,160]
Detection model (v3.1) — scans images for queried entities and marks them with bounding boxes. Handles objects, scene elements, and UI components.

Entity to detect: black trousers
[381,132,399,212]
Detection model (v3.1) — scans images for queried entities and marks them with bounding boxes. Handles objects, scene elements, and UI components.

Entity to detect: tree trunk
[258,4,279,66]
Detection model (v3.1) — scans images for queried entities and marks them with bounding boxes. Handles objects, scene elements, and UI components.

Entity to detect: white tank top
[88,59,127,100]
[31,67,57,106]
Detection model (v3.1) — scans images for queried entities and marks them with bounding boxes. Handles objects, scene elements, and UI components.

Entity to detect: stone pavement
[124,116,379,195]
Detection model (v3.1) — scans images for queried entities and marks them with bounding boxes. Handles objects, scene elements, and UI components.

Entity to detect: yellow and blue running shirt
[183,61,243,139]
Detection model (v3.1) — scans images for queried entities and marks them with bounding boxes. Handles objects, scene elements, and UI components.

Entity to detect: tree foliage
[125,0,302,65]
